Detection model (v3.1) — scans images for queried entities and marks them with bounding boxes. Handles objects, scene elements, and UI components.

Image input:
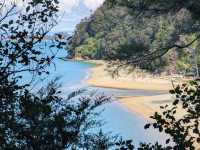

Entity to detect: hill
[69,1,199,75]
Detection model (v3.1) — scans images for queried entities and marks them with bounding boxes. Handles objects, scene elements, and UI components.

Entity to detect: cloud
[83,0,105,11]
[59,0,80,13]
[4,0,79,12]
[9,0,104,13]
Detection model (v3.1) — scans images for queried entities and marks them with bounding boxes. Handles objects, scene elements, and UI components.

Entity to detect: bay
[19,42,167,147]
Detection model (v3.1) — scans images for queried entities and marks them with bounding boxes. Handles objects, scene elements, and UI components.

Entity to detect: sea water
[55,57,167,147]
[18,41,167,147]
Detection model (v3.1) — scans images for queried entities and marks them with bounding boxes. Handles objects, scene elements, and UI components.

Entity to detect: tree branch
[0,4,15,23]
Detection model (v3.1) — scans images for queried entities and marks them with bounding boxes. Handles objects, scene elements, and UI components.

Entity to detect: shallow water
[54,59,168,147]
[19,42,167,147]
[88,86,165,97]
[51,59,167,147]
[99,102,167,147]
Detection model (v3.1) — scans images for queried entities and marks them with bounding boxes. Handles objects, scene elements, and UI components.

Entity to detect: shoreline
[85,60,184,118]
[86,60,179,92]
[117,94,172,119]
[72,59,200,149]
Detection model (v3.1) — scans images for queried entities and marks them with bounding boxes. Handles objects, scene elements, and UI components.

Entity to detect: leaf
[166,146,173,150]
[166,139,170,144]
[66,89,86,100]
[159,126,163,132]
[26,6,30,12]
[126,140,132,144]
[115,142,120,146]
[160,106,164,109]
[173,99,179,105]
[9,20,13,25]
[144,123,151,129]
[2,24,8,28]
[197,138,200,143]
[57,34,62,39]
[169,90,175,94]
[54,0,59,4]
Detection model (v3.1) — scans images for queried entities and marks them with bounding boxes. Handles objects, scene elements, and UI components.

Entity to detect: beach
[118,94,171,118]
[86,60,200,148]
[86,60,184,118]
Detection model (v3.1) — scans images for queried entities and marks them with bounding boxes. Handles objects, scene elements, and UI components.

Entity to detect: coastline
[71,59,200,149]
[118,94,172,119]
[86,60,179,92]
[85,60,184,118]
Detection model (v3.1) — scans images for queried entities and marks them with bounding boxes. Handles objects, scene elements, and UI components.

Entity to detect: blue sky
[52,0,105,33]
[10,0,104,33]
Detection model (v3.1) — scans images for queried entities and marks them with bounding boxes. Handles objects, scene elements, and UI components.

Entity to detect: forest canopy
[70,0,200,75]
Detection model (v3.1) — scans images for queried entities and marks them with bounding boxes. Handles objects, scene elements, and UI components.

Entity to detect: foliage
[0,0,112,149]
[105,0,200,66]
[176,49,192,74]
[3,0,200,149]
[70,0,200,74]
[71,1,200,149]
[175,34,200,76]
[75,37,100,59]
[116,80,200,149]
[145,79,200,149]
[115,139,134,150]
[107,1,200,149]
[70,3,134,60]
[1,79,111,149]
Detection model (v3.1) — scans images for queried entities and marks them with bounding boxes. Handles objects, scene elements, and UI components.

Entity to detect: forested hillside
[69,1,200,75]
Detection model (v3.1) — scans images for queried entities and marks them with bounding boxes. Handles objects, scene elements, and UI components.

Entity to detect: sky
[52,0,105,33]
[5,0,104,33]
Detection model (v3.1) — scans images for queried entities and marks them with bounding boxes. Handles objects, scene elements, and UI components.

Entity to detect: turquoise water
[100,102,167,146]
[55,60,167,146]
[48,59,167,147]
[19,42,93,93]
[20,42,167,147]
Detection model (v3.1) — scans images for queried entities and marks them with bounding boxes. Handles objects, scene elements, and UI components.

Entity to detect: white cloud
[7,0,104,13]
[4,0,25,7]
[59,0,80,13]
[83,0,104,11]
[3,0,80,12]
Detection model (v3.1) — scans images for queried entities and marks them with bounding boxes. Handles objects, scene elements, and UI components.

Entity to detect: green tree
[70,1,190,73]
[75,37,100,59]
[106,1,200,149]
[0,1,112,149]
[175,34,200,77]
[176,50,192,75]
[116,80,200,150]
[107,0,200,65]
